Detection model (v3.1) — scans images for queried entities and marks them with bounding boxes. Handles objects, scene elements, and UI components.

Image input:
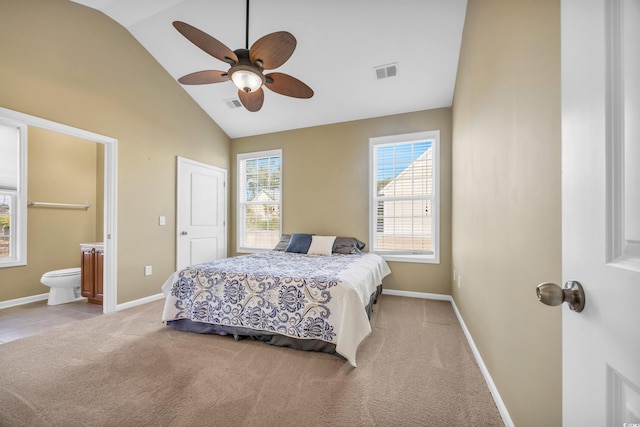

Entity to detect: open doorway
[0,107,118,314]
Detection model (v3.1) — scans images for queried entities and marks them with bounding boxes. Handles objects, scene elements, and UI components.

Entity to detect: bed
[161,235,391,367]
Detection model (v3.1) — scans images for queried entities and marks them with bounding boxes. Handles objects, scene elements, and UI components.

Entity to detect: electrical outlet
[159,216,166,226]
[145,265,152,276]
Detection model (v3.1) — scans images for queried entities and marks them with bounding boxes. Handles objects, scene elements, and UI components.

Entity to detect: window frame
[369,131,440,264]
[0,118,28,268]
[236,149,283,253]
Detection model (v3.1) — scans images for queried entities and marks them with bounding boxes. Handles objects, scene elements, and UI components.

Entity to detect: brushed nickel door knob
[536,281,585,312]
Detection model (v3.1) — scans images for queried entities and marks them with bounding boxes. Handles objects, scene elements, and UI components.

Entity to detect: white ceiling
[70,0,467,139]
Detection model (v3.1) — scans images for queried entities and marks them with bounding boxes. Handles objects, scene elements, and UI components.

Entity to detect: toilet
[40,268,83,305]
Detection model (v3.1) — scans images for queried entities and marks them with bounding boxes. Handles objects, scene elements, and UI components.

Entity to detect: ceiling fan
[172,0,314,112]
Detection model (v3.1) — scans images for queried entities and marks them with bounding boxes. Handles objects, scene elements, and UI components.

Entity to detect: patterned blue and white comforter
[161,251,391,366]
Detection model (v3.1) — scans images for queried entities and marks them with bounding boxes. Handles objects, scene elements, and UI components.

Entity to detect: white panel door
[177,157,226,270]
[561,0,640,425]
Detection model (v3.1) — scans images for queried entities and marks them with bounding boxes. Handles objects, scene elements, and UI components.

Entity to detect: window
[370,131,439,263]
[237,149,282,252]
[0,119,27,267]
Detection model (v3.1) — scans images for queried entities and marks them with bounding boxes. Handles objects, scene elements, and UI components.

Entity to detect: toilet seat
[42,267,81,278]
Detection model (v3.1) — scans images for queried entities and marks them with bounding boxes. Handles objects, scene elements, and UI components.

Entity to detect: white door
[561,0,640,425]
[176,157,226,270]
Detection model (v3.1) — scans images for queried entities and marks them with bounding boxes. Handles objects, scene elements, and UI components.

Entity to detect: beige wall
[231,109,452,295]
[451,1,562,426]
[0,128,99,300]
[0,0,230,303]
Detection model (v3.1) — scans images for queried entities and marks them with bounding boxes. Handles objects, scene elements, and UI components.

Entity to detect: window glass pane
[375,199,432,252]
[0,193,11,257]
[243,204,280,247]
[375,142,431,198]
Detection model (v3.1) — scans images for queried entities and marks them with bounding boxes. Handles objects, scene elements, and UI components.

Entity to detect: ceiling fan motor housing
[229,49,265,93]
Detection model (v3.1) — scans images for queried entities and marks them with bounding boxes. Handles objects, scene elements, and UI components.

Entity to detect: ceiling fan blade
[265,73,314,99]
[177,70,229,85]
[238,87,264,112]
[173,21,238,65]
[249,31,296,70]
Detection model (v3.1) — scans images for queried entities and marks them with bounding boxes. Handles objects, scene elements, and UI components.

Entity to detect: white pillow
[306,235,336,256]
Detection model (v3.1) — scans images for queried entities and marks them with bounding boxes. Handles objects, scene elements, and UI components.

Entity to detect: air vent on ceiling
[224,98,243,109]
[374,63,398,80]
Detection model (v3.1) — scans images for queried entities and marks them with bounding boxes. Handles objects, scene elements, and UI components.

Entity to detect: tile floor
[0,299,103,344]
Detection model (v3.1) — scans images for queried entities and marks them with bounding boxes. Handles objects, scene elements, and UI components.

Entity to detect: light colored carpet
[0,295,503,426]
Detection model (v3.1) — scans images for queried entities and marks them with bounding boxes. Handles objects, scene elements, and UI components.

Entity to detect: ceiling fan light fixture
[230,66,264,93]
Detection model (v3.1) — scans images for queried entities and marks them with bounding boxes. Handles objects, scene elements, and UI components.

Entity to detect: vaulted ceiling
[70,0,467,138]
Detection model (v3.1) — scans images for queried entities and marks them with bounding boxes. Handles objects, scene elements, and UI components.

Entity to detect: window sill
[0,259,27,269]
[377,253,439,264]
[236,247,273,255]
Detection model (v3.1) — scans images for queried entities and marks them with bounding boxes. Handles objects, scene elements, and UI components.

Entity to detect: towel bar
[27,201,91,209]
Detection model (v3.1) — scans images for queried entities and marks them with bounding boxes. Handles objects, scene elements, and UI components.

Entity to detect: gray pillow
[332,237,366,254]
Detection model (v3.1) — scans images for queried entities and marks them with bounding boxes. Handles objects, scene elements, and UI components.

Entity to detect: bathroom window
[0,120,27,268]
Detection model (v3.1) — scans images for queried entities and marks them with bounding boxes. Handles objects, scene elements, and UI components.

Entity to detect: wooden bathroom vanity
[80,243,104,305]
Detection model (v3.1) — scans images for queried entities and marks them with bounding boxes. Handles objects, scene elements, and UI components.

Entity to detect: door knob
[181,231,188,236]
[536,281,585,312]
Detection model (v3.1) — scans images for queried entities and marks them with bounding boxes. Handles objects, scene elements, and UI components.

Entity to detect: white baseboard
[0,293,49,310]
[0,292,166,313]
[116,292,165,311]
[382,288,451,300]
[380,289,514,427]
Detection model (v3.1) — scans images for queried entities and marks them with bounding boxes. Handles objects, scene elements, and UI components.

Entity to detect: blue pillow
[285,233,314,254]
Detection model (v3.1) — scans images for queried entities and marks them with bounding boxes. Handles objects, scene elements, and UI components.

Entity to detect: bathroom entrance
[29,128,104,306]
[0,107,117,314]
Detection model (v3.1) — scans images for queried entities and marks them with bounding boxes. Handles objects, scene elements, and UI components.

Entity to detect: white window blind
[370,131,439,263]
[0,123,19,191]
[237,149,282,252]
